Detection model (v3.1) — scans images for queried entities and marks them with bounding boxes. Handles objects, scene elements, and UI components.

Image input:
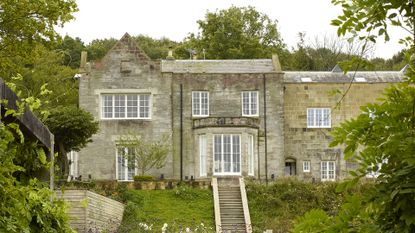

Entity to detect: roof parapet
[331,64,342,73]
[400,64,409,73]
[272,54,282,72]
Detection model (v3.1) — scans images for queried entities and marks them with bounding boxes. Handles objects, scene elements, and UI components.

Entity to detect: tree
[0,0,77,73]
[44,106,99,178]
[308,0,415,232]
[182,6,287,60]
[117,134,170,176]
[0,84,72,232]
[134,35,179,60]
[86,38,118,61]
[0,123,72,233]
[57,35,86,68]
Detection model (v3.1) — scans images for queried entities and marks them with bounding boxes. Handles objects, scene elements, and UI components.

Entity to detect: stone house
[77,33,404,182]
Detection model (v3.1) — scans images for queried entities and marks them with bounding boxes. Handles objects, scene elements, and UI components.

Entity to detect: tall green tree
[295,1,415,232]
[58,35,85,68]
[86,38,118,61]
[183,6,287,60]
[44,106,99,179]
[0,0,77,74]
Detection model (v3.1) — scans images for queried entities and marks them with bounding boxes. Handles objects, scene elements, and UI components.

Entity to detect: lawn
[118,185,215,232]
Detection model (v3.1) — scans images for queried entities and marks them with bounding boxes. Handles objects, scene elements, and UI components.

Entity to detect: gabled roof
[161,59,276,73]
[284,71,405,83]
[102,33,156,68]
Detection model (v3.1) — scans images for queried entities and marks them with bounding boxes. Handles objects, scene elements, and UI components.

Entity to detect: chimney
[80,51,87,71]
[272,54,282,72]
[166,46,175,60]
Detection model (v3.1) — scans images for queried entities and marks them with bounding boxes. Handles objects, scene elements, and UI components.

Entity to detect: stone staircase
[213,177,251,233]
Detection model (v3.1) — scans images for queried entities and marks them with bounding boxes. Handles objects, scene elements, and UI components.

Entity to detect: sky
[58,0,406,59]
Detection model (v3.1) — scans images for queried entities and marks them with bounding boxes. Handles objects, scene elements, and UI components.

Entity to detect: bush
[246,178,373,232]
[133,175,154,182]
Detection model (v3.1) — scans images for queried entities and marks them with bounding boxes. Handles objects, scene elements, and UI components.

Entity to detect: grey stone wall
[167,72,285,180]
[283,82,393,181]
[78,34,173,180]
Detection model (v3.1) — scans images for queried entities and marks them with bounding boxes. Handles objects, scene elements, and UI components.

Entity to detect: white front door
[213,134,241,175]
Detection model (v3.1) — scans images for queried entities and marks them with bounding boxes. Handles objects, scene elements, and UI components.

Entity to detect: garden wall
[56,189,124,233]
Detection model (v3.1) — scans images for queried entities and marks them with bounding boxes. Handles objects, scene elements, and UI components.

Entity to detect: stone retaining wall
[56,190,124,233]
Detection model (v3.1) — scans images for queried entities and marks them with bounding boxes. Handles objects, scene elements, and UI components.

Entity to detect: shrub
[133,175,154,182]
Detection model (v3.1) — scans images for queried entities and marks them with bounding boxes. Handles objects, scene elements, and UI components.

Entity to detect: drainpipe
[263,74,268,185]
[180,84,183,181]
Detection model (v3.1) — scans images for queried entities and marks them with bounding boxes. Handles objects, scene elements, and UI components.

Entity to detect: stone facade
[77,33,404,182]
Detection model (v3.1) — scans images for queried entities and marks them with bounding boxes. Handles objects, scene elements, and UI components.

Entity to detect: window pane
[307,109,314,127]
[316,109,322,126]
[201,92,209,116]
[114,95,125,118]
[250,92,257,115]
[321,162,327,180]
[127,95,138,118]
[223,135,231,172]
[323,109,330,126]
[192,92,200,115]
[102,95,113,118]
[232,135,240,173]
[248,135,254,175]
[214,135,222,173]
[199,135,207,176]
[242,92,250,115]
[139,95,150,118]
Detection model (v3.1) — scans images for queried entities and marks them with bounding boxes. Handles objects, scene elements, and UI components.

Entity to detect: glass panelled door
[214,134,241,175]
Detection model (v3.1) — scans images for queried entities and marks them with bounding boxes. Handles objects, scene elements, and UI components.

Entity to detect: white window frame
[192,91,209,117]
[307,108,331,128]
[199,135,207,177]
[303,161,310,173]
[321,161,335,181]
[248,135,255,176]
[115,147,136,181]
[241,91,259,117]
[213,134,241,175]
[101,94,151,120]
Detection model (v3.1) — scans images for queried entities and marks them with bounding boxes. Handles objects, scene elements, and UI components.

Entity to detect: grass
[118,185,215,232]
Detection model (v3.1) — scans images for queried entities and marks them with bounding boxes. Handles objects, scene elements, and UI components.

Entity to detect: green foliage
[293,194,379,233]
[0,0,77,73]
[330,83,415,231]
[133,175,154,182]
[292,209,330,233]
[58,35,86,68]
[8,45,79,109]
[44,106,99,153]
[247,179,374,232]
[332,0,413,44]
[86,38,118,61]
[323,1,415,231]
[134,35,179,60]
[44,106,99,177]
[183,6,287,60]
[0,121,73,232]
[117,133,170,176]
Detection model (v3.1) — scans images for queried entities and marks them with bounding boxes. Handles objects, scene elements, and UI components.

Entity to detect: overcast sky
[58,0,405,59]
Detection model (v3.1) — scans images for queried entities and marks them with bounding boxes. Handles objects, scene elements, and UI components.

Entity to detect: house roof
[161,59,406,83]
[161,59,276,73]
[284,71,405,83]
